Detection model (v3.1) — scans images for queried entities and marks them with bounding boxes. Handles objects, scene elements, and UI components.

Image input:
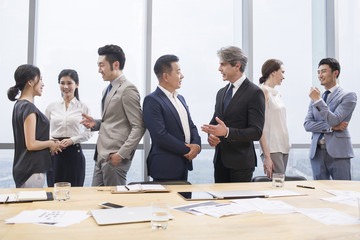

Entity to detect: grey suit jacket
[304,86,357,159]
[93,75,145,162]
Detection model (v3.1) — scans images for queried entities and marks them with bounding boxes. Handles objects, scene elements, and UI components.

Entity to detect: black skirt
[47,139,85,187]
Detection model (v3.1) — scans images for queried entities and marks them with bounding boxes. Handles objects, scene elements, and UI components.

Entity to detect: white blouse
[262,85,291,154]
[45,98,92,144]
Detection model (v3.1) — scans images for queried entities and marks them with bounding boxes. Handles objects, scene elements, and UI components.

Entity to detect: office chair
[128,180,191,185]
[251,175,307,182]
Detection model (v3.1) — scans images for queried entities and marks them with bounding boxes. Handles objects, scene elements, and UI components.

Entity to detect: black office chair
[128,180,191,185]
[284,175,307,181]
[251,175,307,182]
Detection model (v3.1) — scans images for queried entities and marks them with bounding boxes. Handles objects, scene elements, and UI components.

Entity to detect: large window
[338,0,360,143]
[36,0,146,141]
[253,0,313,144]
[35,0,146,184]
[1,0,29,143]
[152,0,236,183]
[1,0,360,188]
[338,0,360,179]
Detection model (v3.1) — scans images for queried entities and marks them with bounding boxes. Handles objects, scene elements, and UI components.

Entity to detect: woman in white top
[46,69,92,186]
[259,59,291,178]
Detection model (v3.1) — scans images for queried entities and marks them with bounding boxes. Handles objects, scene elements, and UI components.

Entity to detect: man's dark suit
[143,87,201,180]
[210,79,265,182]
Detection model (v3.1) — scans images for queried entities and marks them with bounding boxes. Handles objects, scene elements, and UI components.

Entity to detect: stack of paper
[5,209,90,227]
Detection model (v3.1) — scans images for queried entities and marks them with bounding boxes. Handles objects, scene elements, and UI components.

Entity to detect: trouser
[311,146,351,180]
[92,157,132,186]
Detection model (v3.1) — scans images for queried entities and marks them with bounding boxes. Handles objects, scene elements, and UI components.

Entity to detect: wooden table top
[1,180,360,240]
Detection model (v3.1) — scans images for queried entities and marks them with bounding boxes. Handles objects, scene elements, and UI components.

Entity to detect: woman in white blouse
[46,69,92,186]
[259,59,291,178]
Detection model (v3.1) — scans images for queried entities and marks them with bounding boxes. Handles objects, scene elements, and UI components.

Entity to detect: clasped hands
[201,117,227,147]
[49,139,74,156]
[184,144,201,161]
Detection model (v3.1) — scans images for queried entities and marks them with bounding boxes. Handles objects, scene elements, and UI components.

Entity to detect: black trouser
[214,152,254,183]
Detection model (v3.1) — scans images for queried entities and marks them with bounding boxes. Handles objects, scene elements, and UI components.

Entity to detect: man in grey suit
[304,58,357,180]
[81,44,145,186]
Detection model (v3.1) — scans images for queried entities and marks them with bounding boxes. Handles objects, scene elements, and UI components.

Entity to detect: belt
[317,142,326,150]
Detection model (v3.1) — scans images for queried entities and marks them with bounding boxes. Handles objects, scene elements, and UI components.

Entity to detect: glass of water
[151,202,170,230]
[272,173,285,188]
[54,182,71,201]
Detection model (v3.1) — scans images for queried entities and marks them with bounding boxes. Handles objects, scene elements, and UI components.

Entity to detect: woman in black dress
[7,64,61,188]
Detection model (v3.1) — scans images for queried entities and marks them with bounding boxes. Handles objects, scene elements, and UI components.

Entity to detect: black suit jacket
[210,78,265,170]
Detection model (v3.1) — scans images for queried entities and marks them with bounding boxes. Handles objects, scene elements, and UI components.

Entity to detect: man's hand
[184,144,200,161]
[201,117,228,137]
[332,121,348,131]
[309,87,321,101]
[207,134,220,147]
[107,153,123,167]
[80,113,95,129]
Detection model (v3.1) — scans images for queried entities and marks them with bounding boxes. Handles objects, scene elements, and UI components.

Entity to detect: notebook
[0,191,53,203]
[91,206,174,225]
[111,184,170,194]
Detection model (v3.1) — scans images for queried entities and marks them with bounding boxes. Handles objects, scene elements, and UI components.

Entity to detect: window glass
[0,0,29,143]
[253,0,313,144]
[36,0,145,144]
[152,0,235,183]
[338,0,360,142]
[36,0,145,183]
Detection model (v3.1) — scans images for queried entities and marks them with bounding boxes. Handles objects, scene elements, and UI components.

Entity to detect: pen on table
[296,185,315,189]
[5,196,9,204]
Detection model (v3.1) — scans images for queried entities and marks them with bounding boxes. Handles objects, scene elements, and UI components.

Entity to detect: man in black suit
[202,46,265,183]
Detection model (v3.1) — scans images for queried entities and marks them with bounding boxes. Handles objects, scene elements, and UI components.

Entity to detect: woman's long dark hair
[8,64,41,101]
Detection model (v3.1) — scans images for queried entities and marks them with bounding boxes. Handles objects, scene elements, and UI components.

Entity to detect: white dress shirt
[158,85,191,144]
[227,74,246,97]
[45,97,92,144]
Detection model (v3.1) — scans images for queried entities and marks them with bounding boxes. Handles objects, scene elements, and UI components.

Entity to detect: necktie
[223,84,234,112]
[318,90,331,141]
[101,83,113,112]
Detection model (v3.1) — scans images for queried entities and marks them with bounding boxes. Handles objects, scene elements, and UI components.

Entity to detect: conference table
[1,180,360,240]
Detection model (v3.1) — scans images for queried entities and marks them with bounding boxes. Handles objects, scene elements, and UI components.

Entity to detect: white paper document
[325,190,360,198]
[191,202,256,218]
[232,198,298,214]
[322,189,360,207]
[6,209,90,227]
[321,195,358,207]
[259,190,306,198]
[297,208,360,225]
[173,201,223,215]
